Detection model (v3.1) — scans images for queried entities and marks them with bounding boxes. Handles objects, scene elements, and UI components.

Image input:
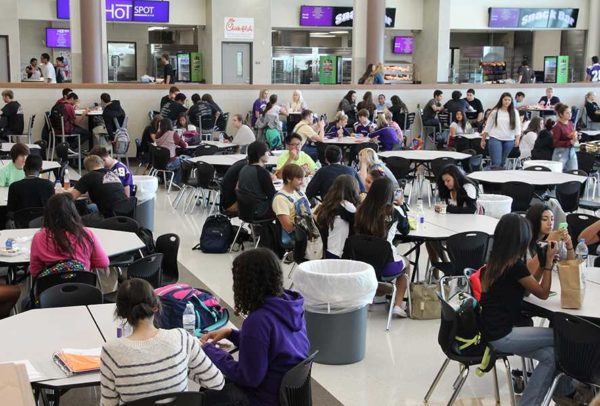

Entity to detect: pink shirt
[29,228,110,278]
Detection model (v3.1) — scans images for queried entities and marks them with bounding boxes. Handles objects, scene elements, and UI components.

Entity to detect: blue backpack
[194,214,233,253]
[265,127,283,150]
[155,283,229,335]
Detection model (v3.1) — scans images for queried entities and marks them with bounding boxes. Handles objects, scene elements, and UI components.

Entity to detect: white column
[585,0,600,78]
[80,0,107,83]
[352,0,368,83]
[366,0,385,67]
[412,0,450,83]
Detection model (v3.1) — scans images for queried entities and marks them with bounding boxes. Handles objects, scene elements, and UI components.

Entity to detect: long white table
[189,153,278,166]
[0,227,145,264]
[0,143,41,152]
[468,170,586,186]
[322,136,371,145]
[0,160,60,173]
[423,210,498,235]
[379,150,471,161]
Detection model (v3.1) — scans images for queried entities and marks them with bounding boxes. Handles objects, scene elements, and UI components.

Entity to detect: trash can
[133,175,159,231]
[478,194,513,219]
[292,260,377,365]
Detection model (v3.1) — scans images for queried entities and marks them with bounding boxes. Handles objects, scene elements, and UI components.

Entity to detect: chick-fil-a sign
[224,17,255,40]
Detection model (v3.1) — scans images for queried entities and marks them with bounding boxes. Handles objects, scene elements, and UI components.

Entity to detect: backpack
[258,222,285,258]
[265,127,283,150]
[276,192,323,261]
[49,102,66,130]
[155,283,229,335]
[113,116,130,155]
[137,227,156,255]
[194,214,233,253]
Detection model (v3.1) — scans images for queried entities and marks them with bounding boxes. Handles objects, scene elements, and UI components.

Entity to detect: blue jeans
[167,155,190,184]
[552,147,578,172]
[488,137,514,169]
[490,327,569,405]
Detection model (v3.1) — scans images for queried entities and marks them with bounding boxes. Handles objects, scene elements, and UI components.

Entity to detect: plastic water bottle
[218,132,224,143]
[575,239,589,266]
[117,321,132,338]
[54,179,63,193]
[416,198,425,230]
[63,169,70,190]
[182,302,196,337]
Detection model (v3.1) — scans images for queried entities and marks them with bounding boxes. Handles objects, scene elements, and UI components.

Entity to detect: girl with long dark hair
[315,175,361,258]
[202,248,309,406]
[480,214,559,406]
[447,110,472,148]
[29,193,109,278]
[480,92,521,168]
[357,91,376,121]
[435,164,478,214]
[155,117,189,184]
[519,115,542,159]
[355,177,410,317]
[551,102,578,171]
[338,90,357,125]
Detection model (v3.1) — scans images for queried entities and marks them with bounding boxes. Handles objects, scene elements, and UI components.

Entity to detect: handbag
[410,280,440,320]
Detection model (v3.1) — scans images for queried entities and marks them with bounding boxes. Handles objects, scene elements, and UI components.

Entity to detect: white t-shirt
[265,105,282,117]
[41,62,56,83]
[519,131,538,159]
[326,200,356,258]
[232,124,256,146]
[450,121,472,136]
[484,109,521,141]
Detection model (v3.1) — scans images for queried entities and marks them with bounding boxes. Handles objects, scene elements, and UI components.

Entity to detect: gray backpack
[113,116,130,155]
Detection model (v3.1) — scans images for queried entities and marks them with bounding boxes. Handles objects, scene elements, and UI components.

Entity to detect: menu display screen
[488,8,519,28]
[393,36,413,55]
[46,28,71,48]
[299,6,334,27]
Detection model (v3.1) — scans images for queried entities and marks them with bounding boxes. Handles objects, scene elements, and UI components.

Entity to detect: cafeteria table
[189,153,278,167]
[322,136,371,145]
[468,170,585,187]
[379,150,471,162]
[0,143,41,152]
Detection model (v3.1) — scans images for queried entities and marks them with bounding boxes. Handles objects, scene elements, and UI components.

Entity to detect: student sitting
[71,155,128,217]
[355,177,410,318]
[0,142,28,187]
[448,110,472,149]
[29,193,109,279]
[292,109,324,160]
[140,114,162,166]
[435,164,478,214]
[275,134,317,178]
[368,114,400,151]
[101,279,225,406]
[324,111,351,138]
[202,248,309,406]
[538,87,560,108]
[160,93,188,123]
[7,155,54,220]
[584,91,600,124]
[50,92,90,152]
[231,114,256,148]
[220,157,248,216]
[160,86,179,109]
[337,90,357,126]
[89,147,134,197]
[100,93,125,140]
[155,118,189,184]
[519,116,542,160]
[272,164,310,245]
[356,91,376,121]
[531,119,555,161]
[306,145,364,200]
[314,175,361,259]
[384,111,404,146]
[0,90,24,141]
[237,141,276,220]
[357,148,398,189]
[353,109,376,136]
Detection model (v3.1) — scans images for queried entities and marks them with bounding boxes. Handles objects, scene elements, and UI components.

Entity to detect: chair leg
[424,358,451,402]
[492,365,500,405]
[448,365,469,406]
[521,357,529,385]
[167,172,174,194]
[386,280,397,331]
[541,373,564,406]
[405,273,412,318]
[172,185,188,208]
[229,221,245,253]
[287,262,296,279]
[503,358,516,406]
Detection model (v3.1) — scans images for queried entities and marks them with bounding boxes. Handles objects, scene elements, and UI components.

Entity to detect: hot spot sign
[106,0,169,22]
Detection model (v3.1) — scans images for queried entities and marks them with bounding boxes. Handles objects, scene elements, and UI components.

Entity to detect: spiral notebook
[52,348,101,376]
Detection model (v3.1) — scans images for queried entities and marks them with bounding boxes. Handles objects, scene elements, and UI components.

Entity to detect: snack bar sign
[224,17,255,40]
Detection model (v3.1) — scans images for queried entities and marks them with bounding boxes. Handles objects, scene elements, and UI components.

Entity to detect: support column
[585,0,600,77]
[412,0,451,83]
[366,0,385,67]
[80,0,107,83]
[351,0,368,83]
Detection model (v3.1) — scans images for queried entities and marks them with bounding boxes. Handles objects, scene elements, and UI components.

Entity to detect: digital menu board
[46,28,71,48]
[393,36,413,55]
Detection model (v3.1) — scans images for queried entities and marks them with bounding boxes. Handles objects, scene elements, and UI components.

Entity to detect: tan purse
[410,281,441,320]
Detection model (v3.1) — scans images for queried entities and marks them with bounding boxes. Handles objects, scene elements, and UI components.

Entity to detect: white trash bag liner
[293,260,378,314]
[133,175,159,204]
[478,194,513,219]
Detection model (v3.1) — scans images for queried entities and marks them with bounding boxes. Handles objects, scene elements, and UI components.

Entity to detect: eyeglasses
[288,143,301,147]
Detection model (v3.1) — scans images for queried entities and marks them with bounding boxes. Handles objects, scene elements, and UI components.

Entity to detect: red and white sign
[224,17,254,40]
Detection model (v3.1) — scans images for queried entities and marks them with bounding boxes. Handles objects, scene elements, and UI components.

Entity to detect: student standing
[161,53,175,84]
[586,56,600,82]
[40,53,56,84]
[551,103,578,171]
[480,92,521,169]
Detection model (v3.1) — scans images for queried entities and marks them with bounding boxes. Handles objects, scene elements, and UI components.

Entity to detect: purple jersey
[251,98,267,126]
[111,161,134,193]
[587,64,600,82]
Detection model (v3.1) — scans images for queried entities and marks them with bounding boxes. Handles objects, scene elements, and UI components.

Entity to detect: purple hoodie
[203,290,309,406]
[369,126,400,151]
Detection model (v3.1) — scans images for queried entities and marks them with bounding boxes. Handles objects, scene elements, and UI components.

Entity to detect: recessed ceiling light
[310,34,335,38]
[329,31,349,34]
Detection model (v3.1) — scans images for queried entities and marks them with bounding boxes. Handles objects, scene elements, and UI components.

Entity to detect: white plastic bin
[293,260,377,364]
[133,175,159,231]
[478,194,513,219]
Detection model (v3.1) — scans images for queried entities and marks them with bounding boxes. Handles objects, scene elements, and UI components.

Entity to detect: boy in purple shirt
[89,146,134,197]
[251,89,269,127]
[353,108,376,136]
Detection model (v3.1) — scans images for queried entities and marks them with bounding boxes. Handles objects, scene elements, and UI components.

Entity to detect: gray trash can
[133,176,158,231]
[292,260,377,365]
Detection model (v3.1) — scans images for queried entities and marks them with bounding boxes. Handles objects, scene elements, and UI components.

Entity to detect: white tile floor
[152,187,524,406]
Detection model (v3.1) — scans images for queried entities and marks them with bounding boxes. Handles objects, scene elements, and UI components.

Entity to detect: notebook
[52,348,101,376]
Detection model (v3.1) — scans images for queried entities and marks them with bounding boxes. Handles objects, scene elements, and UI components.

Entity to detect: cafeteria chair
[127,253,164,289]
[191,161,221,215]
[403,112,417,145]
[172,160,196,209]
[505,146,521,170]
[555,181,582,213]
[316,142,328,166]
[97,216,140,233]
[279,351,318,406]
[432,232,489,277]
[419,109,440,151]
[383,156,416,202]
[12,207,44,229]
[44,113,82,174]
[135,138,148,167]
[193,144,219,157]
[566,213,600,253]
[465,153,483,173]
[112,196,138,219]
[230,190,275,252]
[501,181,534,212]
[424,277,516,406]
[32,271,98,307]
[575,151,597,177]
[8,114,35,144]
[148,145,176,193]
[541,313,600,406]
[523,165,551,172]
[123,392,205,406]
[39,283,103,308]
[566,169,600,212]
[155,233,180,285]
[425,157,456,206]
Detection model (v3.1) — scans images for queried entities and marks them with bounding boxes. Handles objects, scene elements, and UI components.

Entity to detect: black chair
[566,213,599,253]
[541,313,600,405]
[383,156,415,199]
[279,351,318,406]
[432,232,489,277]
[97,216,140,233]
[172,160,197,210]
[122,392,205,406]
[193,161,221,215]
[342,234,407,331]
[193,144,219,157]
[501,181,534,212]
[13,207,44,229]
[315,142,328,166]
[32,272,98,305]
[524,165,552,172]
[465,154,483,173]
[505,146,521,169]
[39,283,103,308]
[231,189,275,252]
[555,181,582,213]
[28,216,43,228]
[127,254,164,289]
[149,145,176,193]
[576,151,596,175]
[426,157,456,204]
[113,197,137,219]
[155,233,180,285]
[454,136,471,152]
[135,138,148,166]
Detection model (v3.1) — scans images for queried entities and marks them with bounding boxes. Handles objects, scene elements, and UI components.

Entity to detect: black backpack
[137,227,156,256]
[257,222,285,259]
[49,102,66,129]
[194,215,233,253]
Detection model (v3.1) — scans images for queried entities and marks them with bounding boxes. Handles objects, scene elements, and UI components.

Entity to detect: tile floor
[151,185,523,406]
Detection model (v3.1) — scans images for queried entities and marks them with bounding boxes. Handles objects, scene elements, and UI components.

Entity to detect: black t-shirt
[423,98,440,121]
[538,96,560,106]
[160,101,187,122]
[163,63,175,84]
[480,260,530,342]
[188,102,213,127]
[444,99,470,117]
[7,177,54,217]
[75,169,127,217]
[220,159,247,209]
[238,164,276,216]
[102,100,126,137]
[464,97,484,114]
[1,101,24,134]
[160,95,171,109]
[585,101,600,123]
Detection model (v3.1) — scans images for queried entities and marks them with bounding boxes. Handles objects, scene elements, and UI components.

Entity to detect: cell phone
[559,222,568,231]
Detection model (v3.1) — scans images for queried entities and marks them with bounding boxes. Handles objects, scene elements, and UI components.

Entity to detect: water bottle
[5,239,13,250]
[63,169,70,190]
[182,302,196,337]
[218,132,224,143]
[575,239,589,266]
[117,321,132,338]
[416,198,425,230]
[54,179,63,193]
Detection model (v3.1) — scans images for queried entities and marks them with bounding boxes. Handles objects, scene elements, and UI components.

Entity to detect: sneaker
[372,295,387,304]
[392,305,408,318]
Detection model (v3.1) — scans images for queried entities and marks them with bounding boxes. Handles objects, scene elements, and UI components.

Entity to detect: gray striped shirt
[100,328,224,405]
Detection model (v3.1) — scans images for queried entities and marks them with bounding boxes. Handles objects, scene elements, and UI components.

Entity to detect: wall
[0,1,21,82]
[105,23,149,80]
[19,21,52,74]
[449,0,590,30]
[532,31,562,71]
[384,30,413,63]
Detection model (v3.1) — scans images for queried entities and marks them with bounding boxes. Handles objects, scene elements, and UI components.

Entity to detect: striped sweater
[100,328,224,405]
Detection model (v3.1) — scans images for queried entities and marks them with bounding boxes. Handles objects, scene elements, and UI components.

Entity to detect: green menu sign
[319,55,337,84]
[557,55,569,83]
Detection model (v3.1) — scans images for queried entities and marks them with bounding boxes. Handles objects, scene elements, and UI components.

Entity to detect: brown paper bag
[0,363,35,406]
[558,260,586,309]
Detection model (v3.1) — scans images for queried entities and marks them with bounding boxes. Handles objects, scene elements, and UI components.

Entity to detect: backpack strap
[275,191,295,204]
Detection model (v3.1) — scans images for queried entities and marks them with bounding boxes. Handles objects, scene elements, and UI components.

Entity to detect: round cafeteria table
[468,170,586,186]
[379,150,471,162]
[522,160,563,173]
[189,153,278,167]
[322,136,371,145]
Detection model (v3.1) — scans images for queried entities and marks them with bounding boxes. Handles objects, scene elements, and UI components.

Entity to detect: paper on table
[61,348,102,356]
[54,348,102,375]
[0,360,44,382]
